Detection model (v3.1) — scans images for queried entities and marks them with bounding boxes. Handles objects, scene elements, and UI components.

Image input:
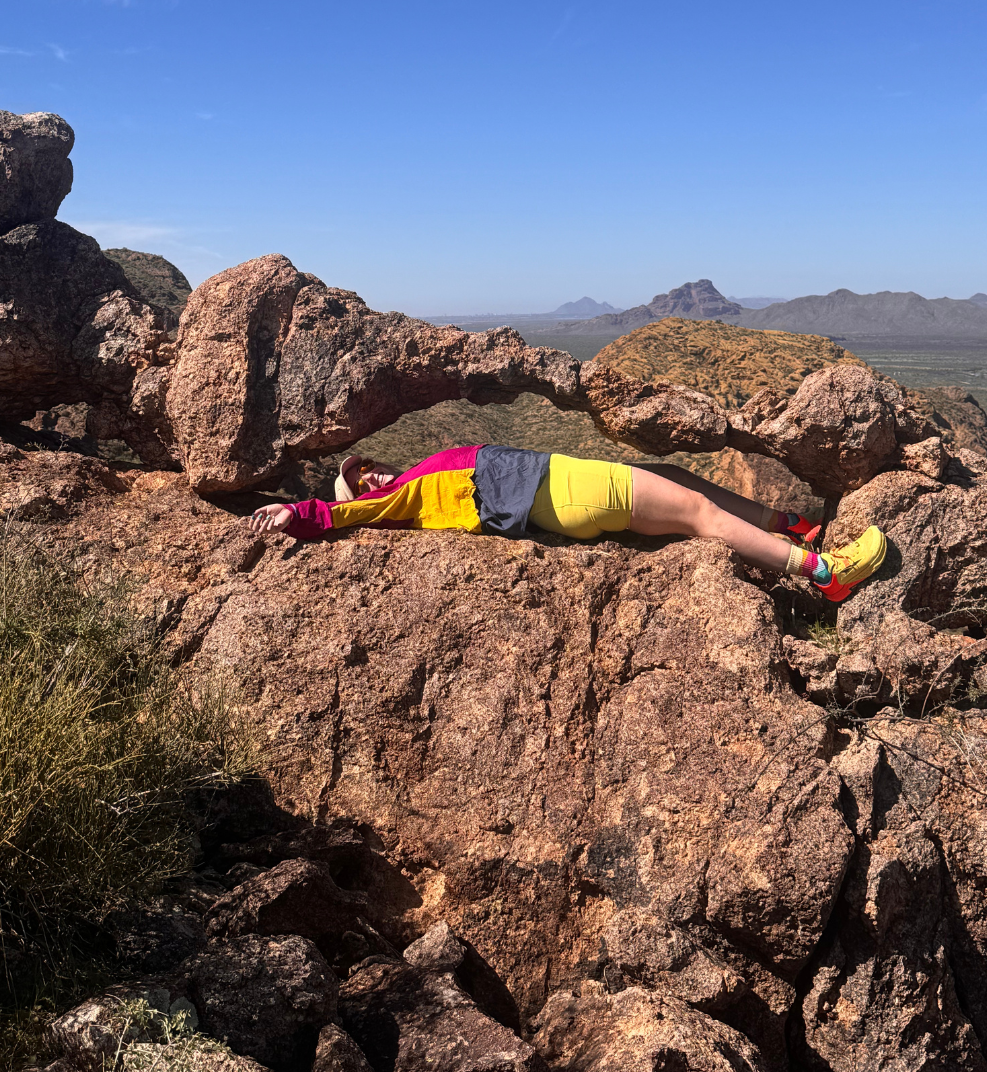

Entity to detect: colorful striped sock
[785,545,832,583]
[766,509,800,535]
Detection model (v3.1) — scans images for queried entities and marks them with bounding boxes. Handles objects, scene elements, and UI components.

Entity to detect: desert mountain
[555,279,742,334]
[970,292,987,308]
[727,295,788,309]
[740,288,987,336]
[565,280,987,337]
[551,296,622,317]
[103,247,192,319]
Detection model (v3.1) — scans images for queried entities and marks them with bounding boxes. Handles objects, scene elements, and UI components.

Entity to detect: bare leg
[633,462,768,527]
[629,467,792,573]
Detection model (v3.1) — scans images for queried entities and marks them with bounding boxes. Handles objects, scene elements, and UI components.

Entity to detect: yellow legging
[529,454,634,539]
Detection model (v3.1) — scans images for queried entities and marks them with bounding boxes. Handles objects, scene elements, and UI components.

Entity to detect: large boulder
[163,522,856,1067]
[804,450,987,709]
[0,112,178,467]
[186,934,338,1069]
[204,857,367,945]
[0,219,175,464]
[727,364,937,498]
[0,110,73,233]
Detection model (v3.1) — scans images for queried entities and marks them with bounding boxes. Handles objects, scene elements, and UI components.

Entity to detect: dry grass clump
[0,529,255,1066]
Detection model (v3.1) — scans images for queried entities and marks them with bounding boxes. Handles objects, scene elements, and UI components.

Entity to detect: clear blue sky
[2,0,985,313]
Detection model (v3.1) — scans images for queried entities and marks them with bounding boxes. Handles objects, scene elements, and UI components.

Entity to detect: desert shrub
[0,528,256,1063]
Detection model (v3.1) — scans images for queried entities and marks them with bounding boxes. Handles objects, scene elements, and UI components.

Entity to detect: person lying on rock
[247,446,886,603]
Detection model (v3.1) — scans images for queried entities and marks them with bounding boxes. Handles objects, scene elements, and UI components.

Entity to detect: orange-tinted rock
[167,256,932,497]
[531,982,767,1071]
[9,436,987,1069]
[728,365,935,498]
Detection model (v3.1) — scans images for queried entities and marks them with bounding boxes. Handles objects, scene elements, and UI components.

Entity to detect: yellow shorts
[529,454,634,540]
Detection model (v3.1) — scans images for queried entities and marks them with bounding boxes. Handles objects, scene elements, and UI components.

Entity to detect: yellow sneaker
[814,525,887,603]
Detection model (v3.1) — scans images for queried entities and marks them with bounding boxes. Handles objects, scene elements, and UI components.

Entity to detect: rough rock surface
[47,980,196,1065]
[205,857,367,945]
[166,254,933,496]
[8,400,987,1069]
[13,422,985,1067]
[312,1023,373,1072]
[727,364,935,498]
[187,934,338,1069]
[532,982,767,1071]
[339,958,545,1071]
[820,450,987,710]
[0,110,73,233]
[0,218,175,463]
[104,247,192,320]
[789,722,987,1071]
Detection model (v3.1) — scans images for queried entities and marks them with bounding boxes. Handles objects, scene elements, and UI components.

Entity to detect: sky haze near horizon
[1,0,985,314]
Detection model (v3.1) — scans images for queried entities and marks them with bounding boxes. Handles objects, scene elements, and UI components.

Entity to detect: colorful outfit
[283,445,634,542]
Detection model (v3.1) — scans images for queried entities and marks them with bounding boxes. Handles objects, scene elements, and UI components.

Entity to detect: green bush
[0,529,256,1063]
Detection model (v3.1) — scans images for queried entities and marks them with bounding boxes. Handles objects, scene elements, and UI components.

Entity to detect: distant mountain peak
[970,293,987,308]
[647,280,741,319]
[552,296,622,317]
[554,279,742,334]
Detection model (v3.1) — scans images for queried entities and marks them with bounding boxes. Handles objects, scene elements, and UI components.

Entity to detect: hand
[247,504,293,534]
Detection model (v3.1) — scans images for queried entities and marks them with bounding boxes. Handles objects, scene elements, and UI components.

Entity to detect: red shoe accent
[784,517,822,547]
[813,574,853,603]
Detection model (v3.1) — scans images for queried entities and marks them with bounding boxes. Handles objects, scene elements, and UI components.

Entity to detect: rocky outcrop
[10,108,987,1072]
[165,254,935,497]
[11,407,987,1070]
[0,112,177,467]
[0,110,73,233]
[103,247,192,320]
[593,317,863,411]
[204,858,368,946]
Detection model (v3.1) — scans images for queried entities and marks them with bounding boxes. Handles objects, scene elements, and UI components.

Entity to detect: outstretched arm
[248,503,293,534]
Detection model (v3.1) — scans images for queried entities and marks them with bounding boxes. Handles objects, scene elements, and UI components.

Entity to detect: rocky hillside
[595,318,987,455]
[7,110,987,1072]
[103,247,192,319]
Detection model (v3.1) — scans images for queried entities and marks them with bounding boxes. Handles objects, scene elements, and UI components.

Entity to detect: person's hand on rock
[248,504,292,534]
